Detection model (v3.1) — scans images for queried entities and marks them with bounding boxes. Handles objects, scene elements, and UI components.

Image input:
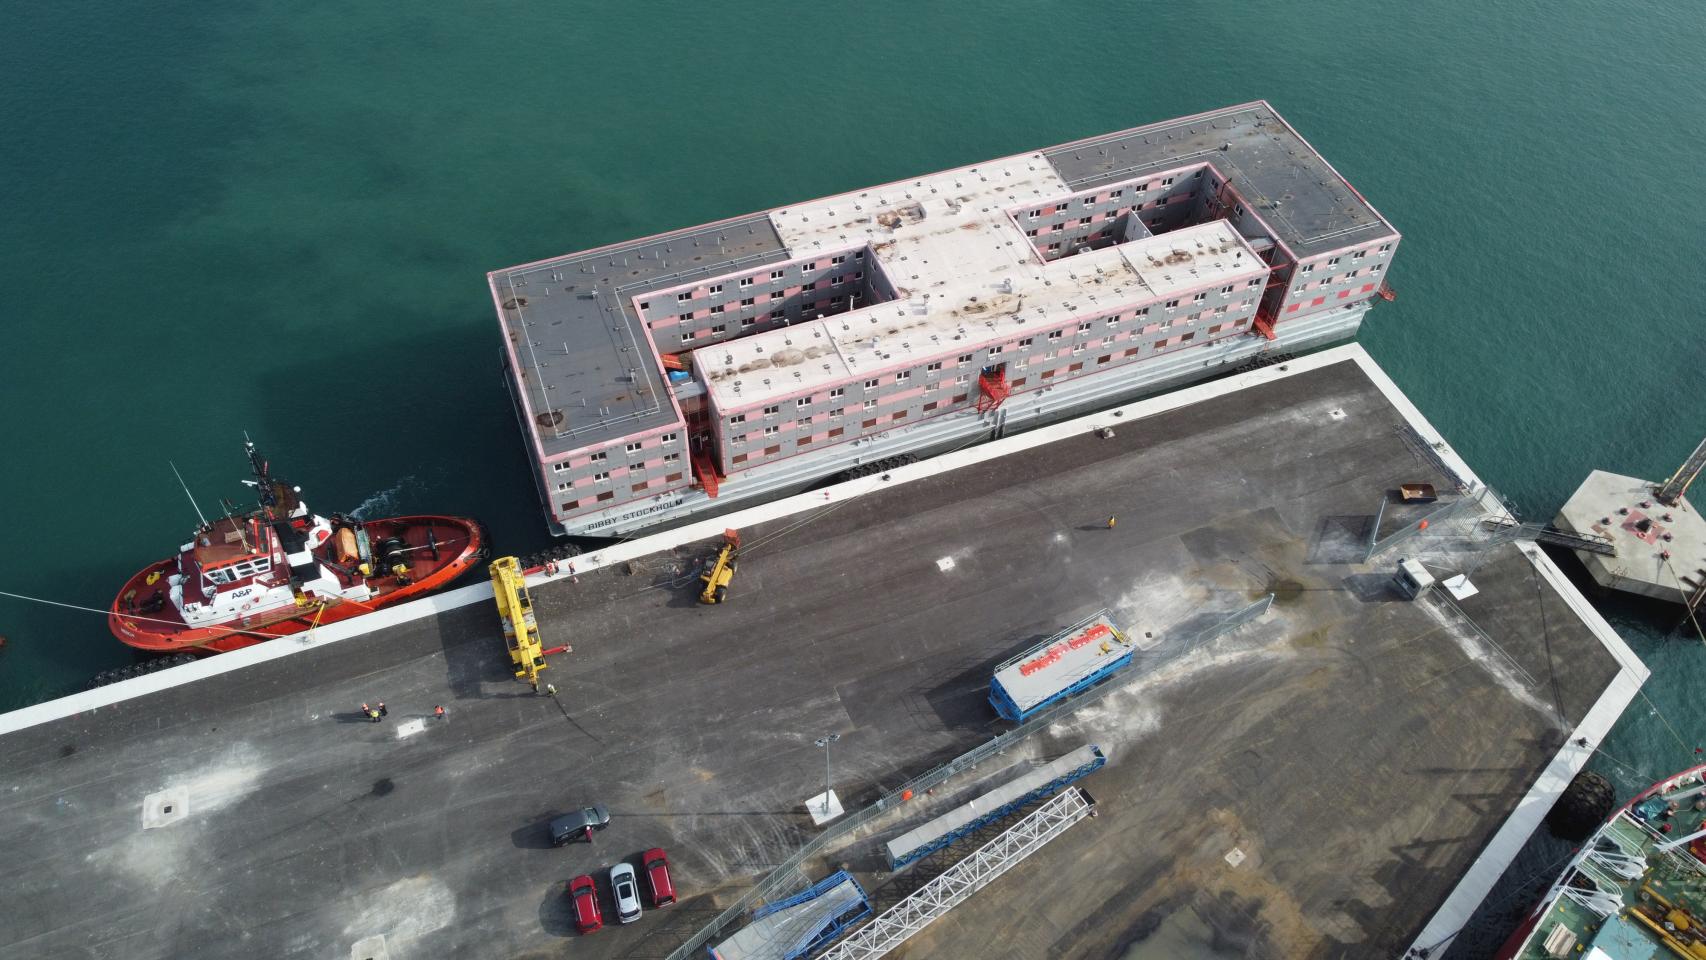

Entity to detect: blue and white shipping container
[988,611,1134,722]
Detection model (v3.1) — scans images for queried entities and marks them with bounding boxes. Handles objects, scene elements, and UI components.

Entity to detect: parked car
[567,874,603,934]
[549,805,610,846]
[609,862,643,924]
[643,847,676,907]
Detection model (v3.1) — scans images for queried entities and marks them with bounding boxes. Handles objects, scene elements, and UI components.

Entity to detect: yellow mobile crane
[699,529,740,604]
[490,556,548,689]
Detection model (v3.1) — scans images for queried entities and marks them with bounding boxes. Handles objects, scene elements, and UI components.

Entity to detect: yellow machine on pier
[490,556,547,689]
[698,529,740,604]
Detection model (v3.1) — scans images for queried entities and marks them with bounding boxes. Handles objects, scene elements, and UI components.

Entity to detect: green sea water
[1,0,1702,893]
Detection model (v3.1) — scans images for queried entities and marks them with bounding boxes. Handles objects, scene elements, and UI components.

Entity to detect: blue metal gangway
[883,744,1106,869]
[710,870,872,960]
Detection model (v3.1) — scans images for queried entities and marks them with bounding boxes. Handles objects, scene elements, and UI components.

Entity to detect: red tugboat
[109,442,486,654]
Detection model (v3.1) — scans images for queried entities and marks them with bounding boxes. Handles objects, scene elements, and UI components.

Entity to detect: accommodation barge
[491,101,1400,536]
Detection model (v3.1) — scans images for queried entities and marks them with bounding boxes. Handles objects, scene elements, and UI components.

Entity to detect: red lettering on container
[1017,624,1113,676]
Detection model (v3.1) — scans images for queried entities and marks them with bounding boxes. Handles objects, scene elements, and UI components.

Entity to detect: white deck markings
[141,787,189,829]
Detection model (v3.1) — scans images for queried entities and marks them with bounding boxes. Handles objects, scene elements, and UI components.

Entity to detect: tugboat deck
[0,346,1644,960]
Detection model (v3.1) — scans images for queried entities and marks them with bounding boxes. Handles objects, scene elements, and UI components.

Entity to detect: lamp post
[814,733,841,815]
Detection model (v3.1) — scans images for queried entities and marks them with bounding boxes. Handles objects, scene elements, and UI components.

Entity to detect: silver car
[609,862,642,924]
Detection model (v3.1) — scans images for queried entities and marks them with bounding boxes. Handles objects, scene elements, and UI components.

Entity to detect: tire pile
[833,453,918,483]
[1545,769,1617,842]
[1228,351,1296,375]
[87,653,198,690]
[519,541,583,572]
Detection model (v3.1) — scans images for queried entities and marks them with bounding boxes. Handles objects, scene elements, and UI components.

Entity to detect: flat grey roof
[0,359,1625,960]
[490,213,790,457]
[1044,101,1396,259]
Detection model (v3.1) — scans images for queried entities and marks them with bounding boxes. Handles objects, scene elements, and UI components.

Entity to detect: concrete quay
[0,346,1644,960]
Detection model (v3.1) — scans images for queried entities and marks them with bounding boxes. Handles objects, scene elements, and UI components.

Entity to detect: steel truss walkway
[817,787,1094,960]
[1480,516,1617,556]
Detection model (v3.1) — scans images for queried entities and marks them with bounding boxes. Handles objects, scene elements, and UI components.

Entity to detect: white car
[609,862,643,924]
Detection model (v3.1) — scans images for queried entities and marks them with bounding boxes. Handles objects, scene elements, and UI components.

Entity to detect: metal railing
[665,596,1275,960]
[1364,495,1478,564]
[1426,591,1539,691]
[1396,425,1471,494]
[1478,516,1617,556]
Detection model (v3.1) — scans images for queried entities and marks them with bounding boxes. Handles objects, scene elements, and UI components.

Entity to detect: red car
[568,874,603,933]
[643,847,676,907]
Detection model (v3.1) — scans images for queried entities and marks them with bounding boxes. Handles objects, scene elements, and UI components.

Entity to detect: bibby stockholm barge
[491,102,1402,536]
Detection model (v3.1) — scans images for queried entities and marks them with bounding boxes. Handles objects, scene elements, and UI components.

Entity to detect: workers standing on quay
[1106,516,1117,530]
[434,705,446,720]
[377,701,388,718]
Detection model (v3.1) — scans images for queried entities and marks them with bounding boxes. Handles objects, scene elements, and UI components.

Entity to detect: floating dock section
[1554,466,1706,612]
[988,611,1133,722]
[711,871,872,960]
[885,745,1106,869]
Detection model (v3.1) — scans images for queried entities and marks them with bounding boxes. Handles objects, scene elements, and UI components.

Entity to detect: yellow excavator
[698,529,740,604]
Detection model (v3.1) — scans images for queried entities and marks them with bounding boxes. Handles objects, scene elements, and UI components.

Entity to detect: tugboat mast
[242,440,299,520]
[169,460,210,530]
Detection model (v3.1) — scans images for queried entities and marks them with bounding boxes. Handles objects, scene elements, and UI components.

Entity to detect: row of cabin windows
[1292,261,1385,297]
[554,453,682,492]
[549,434,678,474]
[558,471,688,514]
[1296,242,1395,275]
[720,315,1251,465]
[717,294,1255,432]
[1027,193,1183,233]
[668,273,865,325]
[1023,171,1195,219]
[724,307,1252,444]
[637,252,866,313]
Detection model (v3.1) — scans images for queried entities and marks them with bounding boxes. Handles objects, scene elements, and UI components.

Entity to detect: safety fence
[1397,424,1471,494]
[1364,493,1480,564]
[1426,590,1540,691]
[666,594,1275,960]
